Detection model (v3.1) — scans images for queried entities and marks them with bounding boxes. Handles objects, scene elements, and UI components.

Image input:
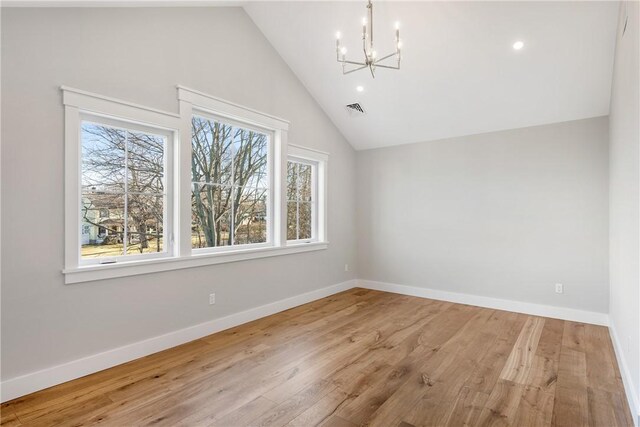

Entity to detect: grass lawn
[81,238,163,258]
[82,224,267,258]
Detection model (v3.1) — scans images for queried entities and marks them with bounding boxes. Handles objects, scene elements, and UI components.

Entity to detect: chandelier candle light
[335,0,402,78]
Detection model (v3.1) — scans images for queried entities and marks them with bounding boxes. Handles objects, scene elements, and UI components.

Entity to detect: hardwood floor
[0,288,633,426]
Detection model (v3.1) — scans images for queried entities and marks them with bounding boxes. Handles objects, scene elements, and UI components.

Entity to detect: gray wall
[0,7,357,381]
[609,1,639,416]
[357,117,609,313]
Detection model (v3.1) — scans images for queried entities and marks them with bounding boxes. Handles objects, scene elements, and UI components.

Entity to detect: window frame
[62,86,328,284]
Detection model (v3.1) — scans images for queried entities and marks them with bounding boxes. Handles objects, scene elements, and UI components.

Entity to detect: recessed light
[356,86,364,92]
[513,41,524,50]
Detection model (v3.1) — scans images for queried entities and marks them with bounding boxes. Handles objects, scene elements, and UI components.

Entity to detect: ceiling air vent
[345,103,366,117]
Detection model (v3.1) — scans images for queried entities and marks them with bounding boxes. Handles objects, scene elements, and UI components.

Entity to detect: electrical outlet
[344,264,349,272]
[209,293,216,305]
[555,283,563,294]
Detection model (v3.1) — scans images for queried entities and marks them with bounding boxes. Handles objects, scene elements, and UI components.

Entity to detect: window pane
[81,193,125,258]
[298,164,312,202]
[128,131,165,194]
[81,123,125,194]
[299,202,312,240]
[287,162,297,201]
[287,201,298,240]
[287,160,316,241]
[234,129,269,188]
[234,186,267,245]
[126,195,164,255]
[192,184,232,248]
[191,116,233,186]
[192,115,270,249]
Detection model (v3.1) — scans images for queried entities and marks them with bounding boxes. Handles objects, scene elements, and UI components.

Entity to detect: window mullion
[230,133,235,247]
[231,186,236,246]
[123,130,129,256]
[296,164,300,240]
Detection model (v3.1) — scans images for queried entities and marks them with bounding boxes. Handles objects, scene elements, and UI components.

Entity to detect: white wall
[357,117,609,314]
[609,1,640,420]
[0,7,357,382]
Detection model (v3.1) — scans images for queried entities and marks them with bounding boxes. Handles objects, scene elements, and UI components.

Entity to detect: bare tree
[286,161,313,240]
[82,125,164,253]
[191,117,268,248]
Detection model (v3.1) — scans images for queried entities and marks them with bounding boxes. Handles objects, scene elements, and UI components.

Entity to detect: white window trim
[62,86,328,285]
[63,87,182,283]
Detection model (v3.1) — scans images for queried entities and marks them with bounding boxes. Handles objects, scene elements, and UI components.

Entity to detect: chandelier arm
[371,63,400,70]
[374,52,398,63]
[339,59,368,66]
[343,64,369,75]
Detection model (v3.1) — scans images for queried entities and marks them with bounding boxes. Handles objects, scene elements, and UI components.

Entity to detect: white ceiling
[244,1,619,150]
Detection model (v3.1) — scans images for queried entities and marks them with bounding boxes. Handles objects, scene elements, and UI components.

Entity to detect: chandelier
[335,0,402,78]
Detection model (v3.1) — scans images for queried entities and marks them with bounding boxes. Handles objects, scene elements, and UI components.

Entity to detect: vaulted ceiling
[244,1,619,150]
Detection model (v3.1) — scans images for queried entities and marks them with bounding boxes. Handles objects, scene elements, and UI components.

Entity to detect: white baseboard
[358,280,609,326]
[0,279,357,403]
[609,321,640,427]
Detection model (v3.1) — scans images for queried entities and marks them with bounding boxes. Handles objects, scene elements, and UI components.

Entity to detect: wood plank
[284,388,351,427]
[238,380,336,427]
[399,310,502,426]
[552,348,589,427]
[357,305,485,427]
[523,318,563,395]
[317,414,358,427]
[512,385,555,427]
[562,321,587,352]
[261,295,427,404]
[360,306,493,425]
[464,311,528,394]
[552,385,589,427]
[443,386,489,427]
[499,316,545,384]
[476,379,525,427]
[0,411,21,427]
[211,397,279,427]
[587,387,634,427]
[583,324,627,394]
[330,300,450,390]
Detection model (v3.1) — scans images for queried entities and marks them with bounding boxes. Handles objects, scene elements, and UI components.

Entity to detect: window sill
[63,242,328,284]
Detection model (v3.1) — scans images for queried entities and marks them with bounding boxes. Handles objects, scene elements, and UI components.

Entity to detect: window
[287,145,328,245]
[63,86,327,284]
[190,114,271,250]
[80,118,171,263]
[287,160,315,241]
